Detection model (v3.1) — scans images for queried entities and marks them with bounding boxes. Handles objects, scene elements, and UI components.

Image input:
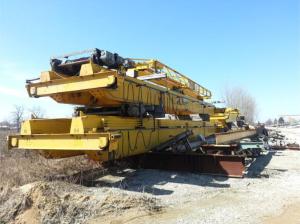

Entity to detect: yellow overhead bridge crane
[8,49,255,162]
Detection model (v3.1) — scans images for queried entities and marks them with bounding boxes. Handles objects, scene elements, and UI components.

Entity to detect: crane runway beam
[8,48,257,169]
[8,115,217,161]
[215,130,257,144]
[26,63,215,116]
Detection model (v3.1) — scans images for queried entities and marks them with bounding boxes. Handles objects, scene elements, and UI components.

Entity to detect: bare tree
[0,120,12,130]
[278,117,285,126]
[265,118,273,126]
[11,105,25,131]
[28,106,45,118]
[223,87,257,124]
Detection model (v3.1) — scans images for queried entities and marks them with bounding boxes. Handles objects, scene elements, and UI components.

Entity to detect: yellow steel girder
[28,71,116,97]
[8,115,216,161]
[26,63,215,115]
[215,130,257,144]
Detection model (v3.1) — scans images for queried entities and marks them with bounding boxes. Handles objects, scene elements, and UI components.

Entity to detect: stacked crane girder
[8,49,254,161]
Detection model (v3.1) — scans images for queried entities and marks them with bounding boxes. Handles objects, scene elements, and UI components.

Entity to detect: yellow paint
[8,52,249,162]
[210,108,240,129]
[8,115,216,161]
[25,63,215,116]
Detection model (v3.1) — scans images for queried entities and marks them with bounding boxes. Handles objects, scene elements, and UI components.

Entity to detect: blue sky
[0,0,299,121]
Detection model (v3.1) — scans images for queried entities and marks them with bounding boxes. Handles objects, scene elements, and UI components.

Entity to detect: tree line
[0,105,45,131]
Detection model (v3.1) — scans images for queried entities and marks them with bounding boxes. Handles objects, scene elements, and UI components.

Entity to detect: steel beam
[132,152,245,178]
[215,130,257,144]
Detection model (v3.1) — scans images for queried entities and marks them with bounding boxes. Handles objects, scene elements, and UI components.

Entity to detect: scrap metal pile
[267,129,300,150]
[8,48,263,177]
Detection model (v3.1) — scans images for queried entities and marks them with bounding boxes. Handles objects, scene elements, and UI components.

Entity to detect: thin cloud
[0,86,26,98]
[0,59,37,82]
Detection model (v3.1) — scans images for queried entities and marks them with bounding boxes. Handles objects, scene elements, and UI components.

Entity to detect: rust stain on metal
[133,152,245,178]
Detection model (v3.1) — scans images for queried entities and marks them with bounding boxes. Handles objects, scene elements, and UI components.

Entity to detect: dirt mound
[0,181,162,224]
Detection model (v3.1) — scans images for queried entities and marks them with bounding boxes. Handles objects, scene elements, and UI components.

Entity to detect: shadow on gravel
[245,151,287,178]
[93,169,230,195]
[48,151,288,195]
[60,166,230,195]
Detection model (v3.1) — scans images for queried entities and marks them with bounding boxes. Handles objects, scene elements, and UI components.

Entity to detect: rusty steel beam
[271,145,300,151]
[132,152,245,178]
[288,147,300,151]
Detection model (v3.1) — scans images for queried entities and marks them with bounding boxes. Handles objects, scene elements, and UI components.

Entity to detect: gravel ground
[91,127,300,224]
[1,127,300,224]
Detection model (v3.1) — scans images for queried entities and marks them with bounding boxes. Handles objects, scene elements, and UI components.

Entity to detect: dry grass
[0,130,102,222]
[0,130,100,192]
[0,180,162,224]
[0,130,163,224]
